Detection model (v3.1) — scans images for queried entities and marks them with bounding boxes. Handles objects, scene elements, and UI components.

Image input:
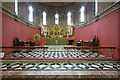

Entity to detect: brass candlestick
[55,40,58,44]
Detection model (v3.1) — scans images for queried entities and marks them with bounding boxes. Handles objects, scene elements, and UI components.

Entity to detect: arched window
[67,12,72,25]
[95,0,98,15]
[15,0,18,15]
[55,13,59,24]
[80,6,85,22]
[43,11,47,25]
[28,6,33,22]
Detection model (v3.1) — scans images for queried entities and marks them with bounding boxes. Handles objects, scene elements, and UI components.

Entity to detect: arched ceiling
[42,2,73,6]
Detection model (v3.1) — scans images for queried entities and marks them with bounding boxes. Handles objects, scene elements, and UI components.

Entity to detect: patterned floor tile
[1,61,120,71]
[4,45,111,59]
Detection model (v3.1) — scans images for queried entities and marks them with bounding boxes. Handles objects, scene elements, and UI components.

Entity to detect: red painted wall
[0,12,2,47]
[74,9,119,60]
[118,10,120,59]
[2,13,46,48]
[40,36,45,45]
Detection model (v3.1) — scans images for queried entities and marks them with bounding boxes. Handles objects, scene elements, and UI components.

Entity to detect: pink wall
[0,12,2,47]
[2,13,42,47]
[40,36,45,45]
[74,9,119,60]
[118,10,120,60]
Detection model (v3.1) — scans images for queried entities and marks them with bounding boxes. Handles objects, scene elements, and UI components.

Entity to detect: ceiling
[42,2,73,6]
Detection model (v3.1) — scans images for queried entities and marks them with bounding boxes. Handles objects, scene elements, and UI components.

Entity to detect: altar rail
[0,46,116,59]
[0,46,48,52]
[64,47,116,58]
[0,46,48,57]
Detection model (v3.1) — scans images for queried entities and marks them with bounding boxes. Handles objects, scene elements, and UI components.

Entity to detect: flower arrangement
[34,34,40,41]
[34,34,40,46]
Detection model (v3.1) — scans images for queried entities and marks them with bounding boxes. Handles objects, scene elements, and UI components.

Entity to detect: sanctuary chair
[13,36,19,46]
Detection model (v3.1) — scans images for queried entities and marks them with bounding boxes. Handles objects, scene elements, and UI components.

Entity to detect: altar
[41,24,73,45]
[47,37,67,45]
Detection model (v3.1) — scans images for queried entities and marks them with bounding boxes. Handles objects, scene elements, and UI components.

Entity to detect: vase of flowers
[34,34,40,46]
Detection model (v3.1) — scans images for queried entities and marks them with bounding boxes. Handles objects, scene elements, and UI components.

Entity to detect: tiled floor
[5,51,110,58]
[1,61,119,71]
[4,45,111,59]
[2,46,118,79]
[1,60,119,79]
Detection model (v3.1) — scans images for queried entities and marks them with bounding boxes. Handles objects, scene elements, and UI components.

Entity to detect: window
[67,12,72,25]
[95,0,98,15]
[55,13,59,24]
[80,6,85,22]
[43,11,47,25]
[15,0,18,15]
[28,6,33,22]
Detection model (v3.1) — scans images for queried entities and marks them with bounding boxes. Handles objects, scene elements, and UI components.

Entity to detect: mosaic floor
[0,61,120,71]
[4,45,111,58]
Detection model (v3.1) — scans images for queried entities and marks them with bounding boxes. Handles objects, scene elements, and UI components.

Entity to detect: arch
[67,11,72,25]
[43,11,47,25]
[55,13,59,24]
[28,6,33,22]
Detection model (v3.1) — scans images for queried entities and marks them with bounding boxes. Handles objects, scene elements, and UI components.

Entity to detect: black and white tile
[5,50,111,58]
[0,62,120,71]
[4,45,111,58]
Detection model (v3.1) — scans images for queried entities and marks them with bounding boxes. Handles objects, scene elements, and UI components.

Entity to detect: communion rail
[64,47,116,58]
[0,46,116,59]
[0,46,48,58]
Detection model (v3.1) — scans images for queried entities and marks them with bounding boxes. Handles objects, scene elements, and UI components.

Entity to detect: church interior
[0,0,120,80]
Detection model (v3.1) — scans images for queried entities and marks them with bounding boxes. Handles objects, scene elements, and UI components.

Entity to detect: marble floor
[1,61,120,71]
[1,46,119,79]
[4,45,111,59]
[0,60,120,79]
[5,51,111,59]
